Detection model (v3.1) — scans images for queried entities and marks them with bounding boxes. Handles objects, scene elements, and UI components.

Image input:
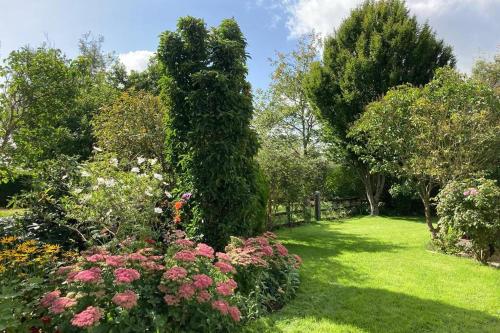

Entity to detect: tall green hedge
[158,17,266,249]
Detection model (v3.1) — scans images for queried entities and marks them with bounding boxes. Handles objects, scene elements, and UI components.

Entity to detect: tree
[92,90,168,170]
[305,0,455,215]
[472,53,499,95]
[350,68,500,237]
[158,17,266,249]
[254,34,327,224]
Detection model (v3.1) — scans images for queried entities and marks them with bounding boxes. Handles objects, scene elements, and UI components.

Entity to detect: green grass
[247,216,500,333]
[0,208,24,217]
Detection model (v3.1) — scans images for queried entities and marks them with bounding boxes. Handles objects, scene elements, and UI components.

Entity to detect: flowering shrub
[39,243,168,332]
[159,234,243,332]
[436,177,500,262]
[225,232,302,314]
[62,154,166,244]
[0,236,74,332]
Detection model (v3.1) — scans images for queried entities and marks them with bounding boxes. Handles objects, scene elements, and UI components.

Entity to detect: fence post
[314,191,321,221]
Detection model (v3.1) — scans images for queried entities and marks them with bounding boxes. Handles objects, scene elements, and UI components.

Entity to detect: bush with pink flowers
[225,232,302,314]
[159,236,243,332]
[38,243,168,332]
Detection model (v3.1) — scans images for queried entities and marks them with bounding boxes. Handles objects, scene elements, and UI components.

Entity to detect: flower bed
[30,232,301,332]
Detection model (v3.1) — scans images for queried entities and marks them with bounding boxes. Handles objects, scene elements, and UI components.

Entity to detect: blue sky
[1,0,499,90]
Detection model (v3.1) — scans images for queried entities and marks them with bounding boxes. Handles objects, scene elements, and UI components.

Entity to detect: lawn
[247,216,500,333]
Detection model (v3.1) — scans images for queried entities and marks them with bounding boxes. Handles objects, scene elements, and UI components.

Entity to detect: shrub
[62,154,166,245]
[225,232,302,314]
[0,236,74,332]
[436,177,500,262]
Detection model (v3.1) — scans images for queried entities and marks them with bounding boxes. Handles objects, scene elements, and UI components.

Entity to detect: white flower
[131,167,140,173]
[153,173,163,181]
[62,174,68,180]
[74,188,83,194]
[165,191,172,198]
[145,190,153,197]
[149,158,157,165]
[154,207,163,214]
[137,156,146,165]
[109,158,118,167]
[97,177,105,185]
[81,170,91,177]
[105,178,116,187]
[93,146,103,152]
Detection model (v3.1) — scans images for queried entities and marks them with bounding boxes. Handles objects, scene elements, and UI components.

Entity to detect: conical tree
[158,17,266,249]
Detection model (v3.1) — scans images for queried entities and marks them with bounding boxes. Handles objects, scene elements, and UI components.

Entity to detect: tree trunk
[418,182,438,238]
[360,168,385,216]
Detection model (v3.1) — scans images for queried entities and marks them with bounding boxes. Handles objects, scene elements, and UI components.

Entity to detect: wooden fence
[268,193,367,229]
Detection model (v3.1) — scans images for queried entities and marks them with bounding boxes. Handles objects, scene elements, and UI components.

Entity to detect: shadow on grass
[246,285,500,333]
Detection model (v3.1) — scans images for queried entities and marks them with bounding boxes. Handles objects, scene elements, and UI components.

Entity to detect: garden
[0,0,499,332]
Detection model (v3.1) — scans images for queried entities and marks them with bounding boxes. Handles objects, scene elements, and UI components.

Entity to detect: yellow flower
[43,244,61,254]
[0,236,17,245]
[0,265,5,273]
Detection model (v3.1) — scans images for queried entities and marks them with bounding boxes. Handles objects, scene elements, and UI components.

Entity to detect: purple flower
[181,192,192,200]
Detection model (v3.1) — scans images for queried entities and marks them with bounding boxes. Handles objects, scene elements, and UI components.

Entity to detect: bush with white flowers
[62,154,167,244]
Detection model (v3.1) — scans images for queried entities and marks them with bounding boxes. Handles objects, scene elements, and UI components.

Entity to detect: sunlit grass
[246,216,500,333]
[0,208,24,218]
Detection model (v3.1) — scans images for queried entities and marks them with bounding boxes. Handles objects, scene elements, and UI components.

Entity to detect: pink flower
[214,261,236,274]
[71,306,102,328]
[261,245,274,256]
[192,274,213,289]
[178,283,196,299]
[275,243,288,256]
[164,294,179,306]
[216,279,237,296]
[73,267,102,283]
[128,252,148,261]
[228,306,241,322]
[40,290,61,308]
[293,254,303,268]
[164,266,188,280]
[114,268,141,284]
[196,243,214,258]
[173,250,196,262]
[105,255,127,267]
[56,265,75,275]
[463,190,470,196]
[175,239,195,247]
[66,270,79,282]
[216,252,231,262]
[86,254,106,262]
[49,297,76,314]
[263,231,277,239]
[149,255,164,261]
[112,290,138,309]
[197,290,212,303]
[141,261,165,271]
[211,300,229,315]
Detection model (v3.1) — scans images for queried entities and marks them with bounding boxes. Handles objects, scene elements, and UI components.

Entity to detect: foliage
[324,165,364,199]
[305,0,455,215]
[126,56,164,95]
[158,17,265,249]
[225,232,302,314]
[350,68,500,236]
[62,155,165,245]
[92,91,169,171]
[0,236,75,332]
[436,178,500,262]
[10,155,84,248]
[472,53,499,95]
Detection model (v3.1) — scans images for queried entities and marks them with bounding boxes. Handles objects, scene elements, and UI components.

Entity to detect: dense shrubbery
[436,178,500,262]
[9,232,301,332]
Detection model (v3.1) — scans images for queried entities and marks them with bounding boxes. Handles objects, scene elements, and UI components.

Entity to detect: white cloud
[267,0,500,73]
[118,50,154,73]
